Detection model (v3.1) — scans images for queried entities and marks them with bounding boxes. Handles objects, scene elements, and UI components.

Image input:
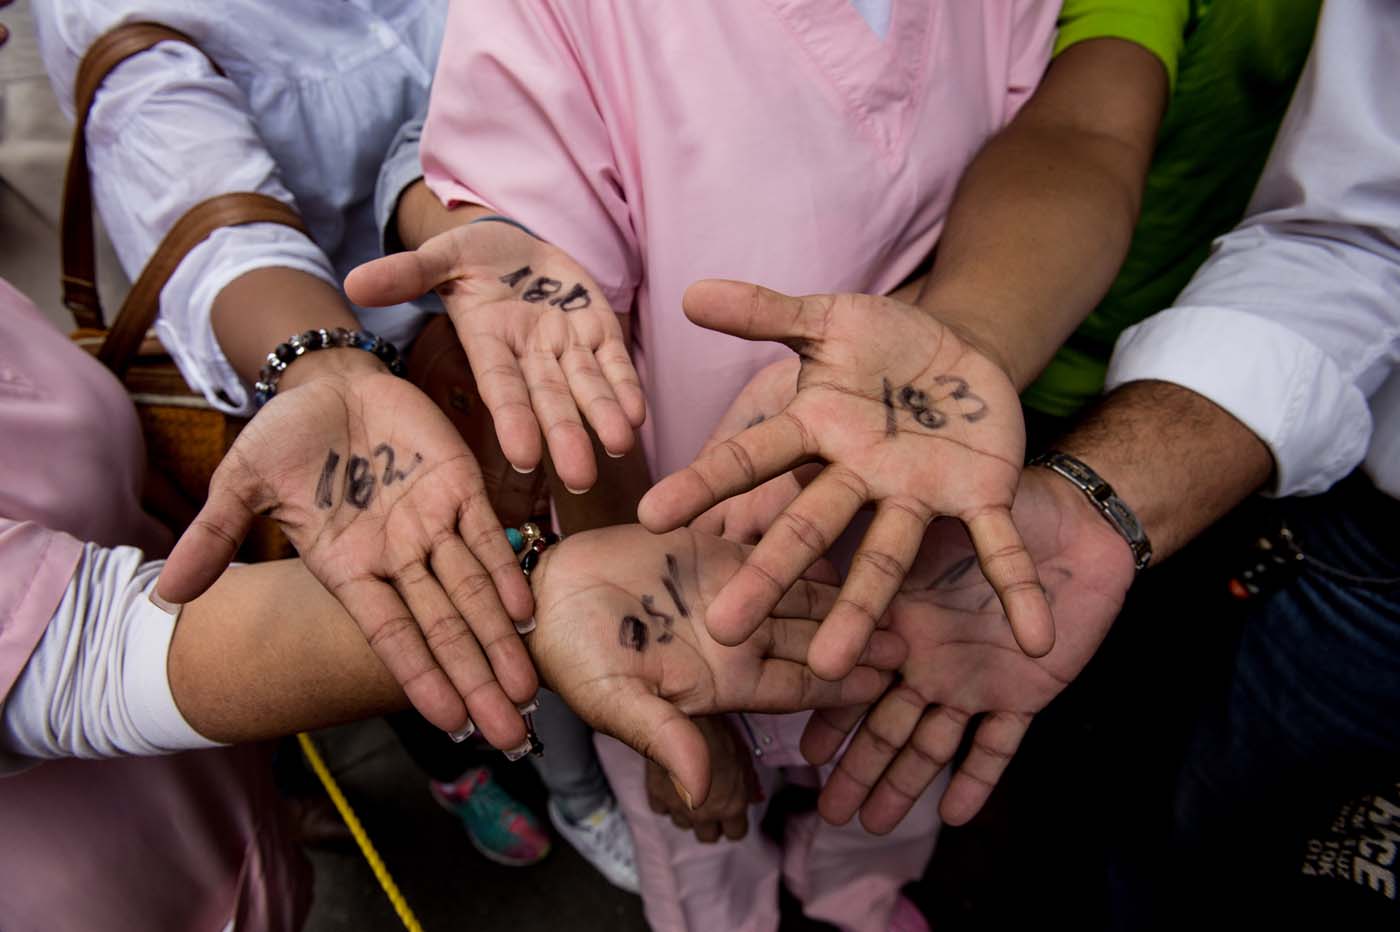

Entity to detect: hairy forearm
[1057,380,1274,563]
[918,39,1166,388]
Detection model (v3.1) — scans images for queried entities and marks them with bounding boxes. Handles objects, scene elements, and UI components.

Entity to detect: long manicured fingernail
[448,720,475,743]
[512,463,536,475]
[670,775,694,810]
[517,698,540,715]
[503,740,533,762]
[514,616,537,635]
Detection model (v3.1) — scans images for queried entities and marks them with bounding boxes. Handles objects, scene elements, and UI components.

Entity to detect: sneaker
[888,895,930,932]
[430,767,551,867]
[548,797,641,894]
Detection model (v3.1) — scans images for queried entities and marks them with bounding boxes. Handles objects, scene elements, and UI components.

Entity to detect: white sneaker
[548,797,641,894]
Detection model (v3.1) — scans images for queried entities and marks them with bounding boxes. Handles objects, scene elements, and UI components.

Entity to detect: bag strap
[60,23,309,376]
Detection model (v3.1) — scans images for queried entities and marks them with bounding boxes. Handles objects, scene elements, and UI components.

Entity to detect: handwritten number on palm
[639,280,1055,680]
[157,374,535,745]
[345,220,644,493]
[526,526,905,806]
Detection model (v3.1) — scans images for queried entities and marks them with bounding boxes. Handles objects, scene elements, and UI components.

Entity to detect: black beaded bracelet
[253,327,405,408]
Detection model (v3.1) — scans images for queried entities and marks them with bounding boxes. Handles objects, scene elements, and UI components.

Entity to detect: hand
[525,525,906,806]
[345,217,645,493]
[157,353,536,746]
[645,716,761,843]
[639,280,1055,681]
[802,467,1135,831]
[690,357,811,544]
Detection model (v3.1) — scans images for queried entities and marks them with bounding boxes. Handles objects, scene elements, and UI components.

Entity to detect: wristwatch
[1028,451,1153,571]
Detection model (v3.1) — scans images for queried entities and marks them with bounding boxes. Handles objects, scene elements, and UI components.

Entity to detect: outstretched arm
[638,40,1168,667]
[8,525,897,808]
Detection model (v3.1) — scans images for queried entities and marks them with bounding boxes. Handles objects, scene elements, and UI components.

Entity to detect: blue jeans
[1172,471,1400,912]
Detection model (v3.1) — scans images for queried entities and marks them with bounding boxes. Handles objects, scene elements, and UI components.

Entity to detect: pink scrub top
[424,0,1058,475]
[0,277,307,932]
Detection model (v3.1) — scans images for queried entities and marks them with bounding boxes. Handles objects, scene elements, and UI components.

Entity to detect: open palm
[346,219,644,493]
[803,469,1135,831]
[640,280,1054,681]
[158,371,535,746]
[526,525,905,806]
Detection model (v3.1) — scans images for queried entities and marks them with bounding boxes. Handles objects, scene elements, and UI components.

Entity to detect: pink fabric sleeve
[0,521,83,705]
[1003,0,1061,120]
[422,1,641,313]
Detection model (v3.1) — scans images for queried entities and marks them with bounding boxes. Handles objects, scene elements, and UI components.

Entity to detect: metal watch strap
[1029,451,1153,571]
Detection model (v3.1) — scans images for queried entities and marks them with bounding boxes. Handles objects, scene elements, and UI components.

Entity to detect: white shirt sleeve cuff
[1105,305,1373,497]
[157,223,340,416]
[121,579,222,755]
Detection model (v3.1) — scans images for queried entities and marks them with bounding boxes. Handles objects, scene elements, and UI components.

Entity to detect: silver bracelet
[1029,451,1153,571]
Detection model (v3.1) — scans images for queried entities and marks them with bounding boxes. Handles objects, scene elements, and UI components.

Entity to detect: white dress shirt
[1105,0,1400,500]
[35,0,445,414]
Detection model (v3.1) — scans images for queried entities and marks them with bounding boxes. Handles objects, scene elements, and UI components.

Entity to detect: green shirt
[1023,0,1322,418]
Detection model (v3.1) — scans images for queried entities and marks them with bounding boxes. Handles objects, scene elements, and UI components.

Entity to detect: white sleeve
[0,543,221,773]
[41,33,336,415]
[1104,0,1400,498]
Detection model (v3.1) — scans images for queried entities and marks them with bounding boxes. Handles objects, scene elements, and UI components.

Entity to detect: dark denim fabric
[1171,471,1400,918]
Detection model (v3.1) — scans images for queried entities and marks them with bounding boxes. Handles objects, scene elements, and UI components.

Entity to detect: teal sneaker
[430,767,551,866]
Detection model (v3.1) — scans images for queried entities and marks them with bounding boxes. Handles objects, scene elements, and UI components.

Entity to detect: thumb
[682,279,829,350]
[156,467,263,604]
[344,237,460,308]
[595,685,712,808]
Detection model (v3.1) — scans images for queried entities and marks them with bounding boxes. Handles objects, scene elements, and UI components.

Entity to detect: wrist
[277,345,387,391]
[1028,450,1152,570]
[913,298,1024,389]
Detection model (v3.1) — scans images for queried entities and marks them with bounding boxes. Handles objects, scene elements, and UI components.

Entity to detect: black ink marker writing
[932,375,988,423]
[549,282,591,311]
[521,277,562,303]
[662,553,690,618]
[373,444,423,486]
[344,455,375,509]
[499,266,532,288]
[315,450,341,509]
[618,615,649,652]
[640,594,674,644]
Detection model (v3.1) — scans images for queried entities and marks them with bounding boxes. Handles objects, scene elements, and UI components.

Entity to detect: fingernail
[565,485,590,495]
[606,450,625,459]
[512,463,536,475]
[503,740,533,762]
[670,775,694,810]
[514,616,537,635]
[448,720,475,743]
[517,698,540,715]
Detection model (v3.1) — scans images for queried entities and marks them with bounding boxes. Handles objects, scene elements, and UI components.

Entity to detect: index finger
[963,507,1055,657]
